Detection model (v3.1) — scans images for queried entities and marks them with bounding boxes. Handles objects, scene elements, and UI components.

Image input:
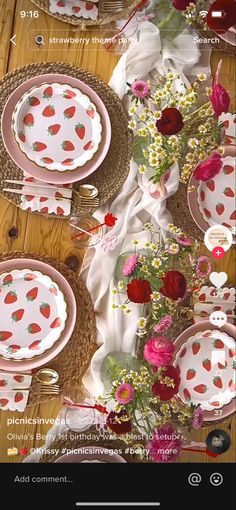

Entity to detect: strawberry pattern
[0,390,29,412]
[19,174,72,217]
[174,329,236,411]
[194,285,235,324]
[49,0,98,20]
[197,156,236,233]
[0,269,67,360]
[13,82,102,172]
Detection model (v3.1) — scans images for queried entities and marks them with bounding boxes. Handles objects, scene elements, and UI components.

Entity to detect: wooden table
[0,0,235,463]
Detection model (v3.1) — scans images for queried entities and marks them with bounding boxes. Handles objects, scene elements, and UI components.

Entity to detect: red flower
[156,108,184,136]
[206,0,236,33]
[127,278,152,303]
[210,84,230,116]
[193,152,223,181]
[172,0,196,10]
[160,270,186,301]
[104,213,117,227]
[152,365,181,401]
[106,410,132,435]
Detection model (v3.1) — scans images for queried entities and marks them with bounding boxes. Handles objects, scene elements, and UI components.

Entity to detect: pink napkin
[0,371,32,412]
[19,174,72,217]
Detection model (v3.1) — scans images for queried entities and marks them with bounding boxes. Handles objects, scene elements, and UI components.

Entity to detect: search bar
[27,29,117,51]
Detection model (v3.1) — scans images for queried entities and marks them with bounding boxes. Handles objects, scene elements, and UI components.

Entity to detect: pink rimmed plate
[173,321,236,422]
[0,269,67,360]
[1,74,111,184]
[187,147,236,241]
[12,83,102,172]
[0,259,76,371]
[54,446,127,463]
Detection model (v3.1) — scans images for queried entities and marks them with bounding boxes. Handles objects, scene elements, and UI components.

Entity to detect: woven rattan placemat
[0,251,97,407]
[167,182,203,241]
[0,62,132,218]
[31,0,141,27]
[40,426,144,463]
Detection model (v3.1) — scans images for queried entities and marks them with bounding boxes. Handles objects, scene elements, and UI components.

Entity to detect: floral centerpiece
[112,222,212,337]
[98,345,204,463]
[128,68,230,185]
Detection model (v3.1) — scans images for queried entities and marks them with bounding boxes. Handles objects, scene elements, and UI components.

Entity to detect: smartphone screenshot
[0,0,235,508]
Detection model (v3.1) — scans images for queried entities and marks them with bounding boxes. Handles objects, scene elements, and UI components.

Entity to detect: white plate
[12,82,102,171]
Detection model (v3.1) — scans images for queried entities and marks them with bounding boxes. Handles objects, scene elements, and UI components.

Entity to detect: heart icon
[209,272,228,288]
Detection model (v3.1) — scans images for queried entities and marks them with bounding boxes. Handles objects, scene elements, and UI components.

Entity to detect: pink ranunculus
[147,424,182,463]
[144,336,175,367]
[210,84,230,116]
[172,0,196,10]
[193,152,223,182]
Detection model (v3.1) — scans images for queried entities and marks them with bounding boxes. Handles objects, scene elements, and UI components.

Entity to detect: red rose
[193,152,223,181]
[160,270,186,301]
[127,278,152,303]
[210,84,230,116]
[106,410,132,435]
[172,0,196,10]
[104,213,117,227]
[152,365,181,401]
[156,108,184,136]
[206,0,236,33]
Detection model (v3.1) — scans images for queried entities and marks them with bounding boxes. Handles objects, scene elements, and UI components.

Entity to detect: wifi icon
[199,10,208,17]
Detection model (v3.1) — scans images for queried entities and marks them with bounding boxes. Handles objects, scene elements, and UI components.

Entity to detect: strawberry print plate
[174,326,236,413]
[188,149,236,240]
[12,82,102,171]
[0,269,67,360]
[197,156,236,233]
[49,1,98,20]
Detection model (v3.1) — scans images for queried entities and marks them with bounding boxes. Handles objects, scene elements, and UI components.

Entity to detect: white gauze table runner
[81,17,211,396]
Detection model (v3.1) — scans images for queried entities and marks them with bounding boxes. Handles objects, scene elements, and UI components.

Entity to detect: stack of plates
[188,150,236,242]
[174,321,236,422]
[1,74,111,184]
[0,258,76,371]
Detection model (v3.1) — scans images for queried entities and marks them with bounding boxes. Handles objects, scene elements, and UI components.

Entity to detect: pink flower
[192,407,204,430]
[123,254,139,277]
[196,255,212,278]
[131,80,151,99]
[144,336,175,367]
[176,236,192,246]
[115,383,134,405]
[193,152,223,182]
[210,84,230,116]
[147,424,182,463]
[154,315,173,333]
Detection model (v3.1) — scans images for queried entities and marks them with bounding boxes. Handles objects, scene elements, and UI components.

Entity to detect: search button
[188,473,202,486]
[35,35,45,45]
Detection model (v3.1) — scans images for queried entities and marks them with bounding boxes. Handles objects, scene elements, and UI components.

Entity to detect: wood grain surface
[0,0,235,463]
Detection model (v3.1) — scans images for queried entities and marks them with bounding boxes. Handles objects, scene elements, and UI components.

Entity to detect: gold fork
[99,0,126,12]
[32,382,60,395]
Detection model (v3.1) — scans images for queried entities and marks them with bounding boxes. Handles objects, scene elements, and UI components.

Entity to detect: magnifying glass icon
[35,35,45,45]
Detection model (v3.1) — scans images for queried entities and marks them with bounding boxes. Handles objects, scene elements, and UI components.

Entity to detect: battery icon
[211,10,224,17]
